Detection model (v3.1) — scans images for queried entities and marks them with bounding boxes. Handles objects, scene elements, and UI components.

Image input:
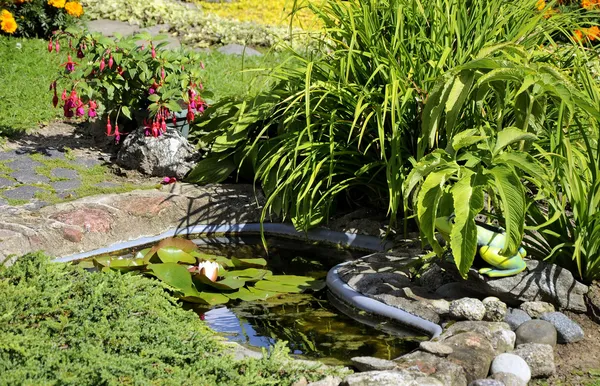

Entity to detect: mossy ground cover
[0,253,347,385]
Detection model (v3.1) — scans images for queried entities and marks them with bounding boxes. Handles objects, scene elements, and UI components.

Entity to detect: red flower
[151,44,156,59]
[64,55,75,73]
[48,39,53,53]
[108,55,114,69]
[55,41,60,53]
[99,58,105,72]
[106,121,112,136]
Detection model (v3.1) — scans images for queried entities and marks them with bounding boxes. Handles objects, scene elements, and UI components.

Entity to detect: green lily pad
[77,260,95,269]
[264,275,325,291]
[200,276,247,290]
[157,247,196,264]
[248,286,284,300]
[134,248,152,259]
[182,292,230,305]
[254,280,304,293]
[231,257,267,268]
[223,268,269,282]
[190,252,234,267]
[147,263,199,296]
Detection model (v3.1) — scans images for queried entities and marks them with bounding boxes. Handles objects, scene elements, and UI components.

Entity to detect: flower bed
[0,0,84,37]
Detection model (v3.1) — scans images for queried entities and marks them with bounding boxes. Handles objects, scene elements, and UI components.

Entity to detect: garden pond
[76,235,424,366]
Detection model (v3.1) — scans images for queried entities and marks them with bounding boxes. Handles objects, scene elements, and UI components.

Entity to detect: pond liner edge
[54,222,443,338]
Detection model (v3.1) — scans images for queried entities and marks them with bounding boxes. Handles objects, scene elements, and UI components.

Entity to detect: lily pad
[223,268,269,282]
[200,276,247,290]
[190,251,234,267]
[231,257,267,268]
[182,291,229,305]
[134,248,152,259]
[157,247,197,264]
[147,263,200,297]
[265,275,326,291]
[254,280,304,293]
[77,260,95,269]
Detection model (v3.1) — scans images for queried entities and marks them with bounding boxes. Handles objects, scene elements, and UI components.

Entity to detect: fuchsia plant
[50,29,210,143]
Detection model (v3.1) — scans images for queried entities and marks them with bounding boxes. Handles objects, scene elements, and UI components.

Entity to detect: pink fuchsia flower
[108,55,114,69]
[75,103,85,117]
[77,48,84,59]
[99,58,105,72]
[162,177,177,184]
[114,124,121,143]
[64,55,75,73]
[55,40,60,53]
[149,87,155,95]
[186,108,195,123]
[88,100,97,118]
[52,93,59,108]
[106,120,112,136]
[151,44,156,59]
[48,39,53,53]
[161,67,165,81]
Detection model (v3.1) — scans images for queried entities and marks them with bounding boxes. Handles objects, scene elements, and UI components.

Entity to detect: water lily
[195,261,220,282]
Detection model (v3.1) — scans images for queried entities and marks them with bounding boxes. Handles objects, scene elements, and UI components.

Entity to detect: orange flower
[64,1,83,17]
[586,26,600,40]
[582,0,598,9]
[537,0,546,10]
[574,29,584,42]
[48,0,66,8]
[0,10,17,34]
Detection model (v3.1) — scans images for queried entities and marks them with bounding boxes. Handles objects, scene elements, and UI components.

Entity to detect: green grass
[0,253,347,385]
[0,36,65,136]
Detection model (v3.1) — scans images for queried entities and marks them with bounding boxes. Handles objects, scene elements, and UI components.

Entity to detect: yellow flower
[64,1,83,17]
[48,0,66,8]
[536,0,546,10]
[0,11,17,34]
[1,9,12,20]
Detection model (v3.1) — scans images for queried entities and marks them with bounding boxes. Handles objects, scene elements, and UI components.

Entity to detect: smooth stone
[3,185,44,200]
[0,150,17,160]
[438,321,514,355]
[373,293,441,323]
[539,312,585,343]
[520,301,555,318]
[468,380,504,386]
[394,351,467,385]
[11,170,49,184]
[587,282,600,324]
[307,376,342,386]
[73,157,102,168]
[419,341,453,356]
[504,308,531,331]
[444,332,495,383]
[491,372,527,386]
[343,370,444,386]
[350,356,397,372]
[50,168,79,179]
[515,319,557,346]
[51,179,81,193]
[513,343,556,378]
[217,43,263,57]
[490,353,531,384]
[449,298,486,321]
[483,297,508,322]
[0,177,17,188]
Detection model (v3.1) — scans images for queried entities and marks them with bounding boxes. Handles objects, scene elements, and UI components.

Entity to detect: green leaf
[134,248,152,259]
[185,155,237,184]
[223,268,268,282]
[450,173,485,278]
[493,127,538,156]
[417,169,453,255]
[231,257,267,268]
[182,292,230,305]
[451,129,487,152]
[201,276,246,290]
[254,280,304,293]
[190,252,234,267]
[147,263,199,296]
[157,247,196,264]
[444,70,475,136]
[121,106,131,120]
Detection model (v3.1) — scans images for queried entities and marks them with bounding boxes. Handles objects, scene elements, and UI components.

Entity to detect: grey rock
[117,130,196,179]
[86,19,140,36]
[73,157,102,168]
[419,341,453,356]
[3,185,44,200]
[36,147,65,159]
[515,319,557,346]
[513,343,555,378]
[491,372,526,386]
[373,293,441,323]
[468,380,504,386]
[443,332,496,383]
[520,301,555,318]
[217,44,263,57]
[439,259,589,312]
[11,170,49,184]
[420,265,456,292]
[342,370,443,386]
[6,158,41,170]
[504,308,531,331]
[436,282,481,299]
[0,177,17,188]
[449,298,486,321]
[427,298,451,317]
[24,201,47,211]
[95,181,121,189]
[587,282,600,324]
[223,342,262,360]
[394,351,467,386]
[51,168,79,179]
[0,150,17,161]
[439,321,514,355]
[350,356,397,372]
[51,179,81,193]
[490,353,531,384]
[0,198,7,206]
[345,271,411,294]
[308,376,342,386]
[483,297,507,322]
[539,312,584,343]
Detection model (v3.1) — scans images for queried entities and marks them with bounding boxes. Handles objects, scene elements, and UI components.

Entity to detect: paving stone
[51,179,81,192]
[11,170,50,184]
[6,158,42,171]
[57,191,77,199]
[0,150,17,161]
[24,201,48,211]
[73,157,102,168]
[0,177,17,188]
[0,198,7,206]
[35,147,65,159]
[51,168,80,179]
[3,185,44,200]
[86,19,140,36]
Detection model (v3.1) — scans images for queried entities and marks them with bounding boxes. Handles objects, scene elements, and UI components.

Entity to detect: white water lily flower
[197,261,220,282]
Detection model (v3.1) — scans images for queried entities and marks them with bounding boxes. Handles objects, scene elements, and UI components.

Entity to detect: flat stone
[86,19,140,36]
[11,170,49,184]
[439,321,514,357]
[350,357,397,372]
[513,343,555,378]
[490,353,531,384]
[62,227,83,243]
[373,293,441,323]
[491,372,527,386]
[217,43,263,57]
[515,320,557,347]
[343,370,444,386]
[51,179,81,193]
[3,185,44,200]
[222,342,262,360]
[115,195,171,217]
[520,301,555,318]
[95,181,121,189]
[0,150,17,161]
[0,198,7,206]
[140,23,170,35]
[539,312,584,343]
[436,282,480,299]
[24,201,48,211]
[0,177,17,188]
[34,147,65,159]
[307,376,342,386]
[468,380,503,386]
[73,157,102,168]
[504,308,531,331]
[51,208,112,233]
[51,168,79,180]
[444,332,496,383]
[419,341,453,356]
[483,297,507,322]
[449,298,486,321]
[6,158,41,171]
[394,351,467,385]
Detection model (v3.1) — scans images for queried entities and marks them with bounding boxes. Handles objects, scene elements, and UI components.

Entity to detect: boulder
[586,281,600,323]
[438,260,588,312]
[443,332,496,383]
[342,371,443,386]
[483,297,507,322]
[504,308,531,331]
[449,298,486,321]
[490,353,531,384]
[439,321,514,355]
[350,357,397,372]
[116,130,197,179]
[513,343,556,378]
[394,351,468,386]
[515,320,557,347]
[539,312,585,343]
[419,341,454,356]
[520,301,555,318]
[491,372,527,386]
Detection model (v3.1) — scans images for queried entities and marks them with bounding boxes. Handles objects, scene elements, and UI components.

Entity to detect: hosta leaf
[147,263,200,297]
[417,169,454,255]
[487,166,526,257]
[492,127,538,156]
[157,247,196,264]
[450,173,485,278]
[231,257,267,268]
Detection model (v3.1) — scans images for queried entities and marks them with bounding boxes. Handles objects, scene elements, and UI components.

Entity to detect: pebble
[419,341,453,356]
[513,343,555,378]
[483,297,507,322]
[491,372,527,386]
[490,353,531,384]
[515,319,557,346]
[468,380,504,386]
[350,356,397,372]
[505,308,531,331]
[540,312,585,343]
[520,301,555,318]
[449,298,486,321]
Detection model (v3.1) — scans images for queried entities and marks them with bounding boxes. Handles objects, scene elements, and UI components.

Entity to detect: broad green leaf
[420,76,454,158]
[265,275,325,291]
[182,292,230,305]
[487,166,526,257]
[493,127,538,156]
[403,150,451,201]
[450,173,485,278]
[231,257,267,268]
[147,263,200,296]
[223,268,268,282]
[254,280,304,293]
[185,155,236,184]
[190,252,234,267]
[445,70,475,136]
[494,152,548,183]
[417,169,453,255]
[451,129,487,152]
[157,247,196,264]
[121,106,131,120]
[201,276,246,290]
[134,248,152,259]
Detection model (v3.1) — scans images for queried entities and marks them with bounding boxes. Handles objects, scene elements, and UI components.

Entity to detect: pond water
[82,235,424,366]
